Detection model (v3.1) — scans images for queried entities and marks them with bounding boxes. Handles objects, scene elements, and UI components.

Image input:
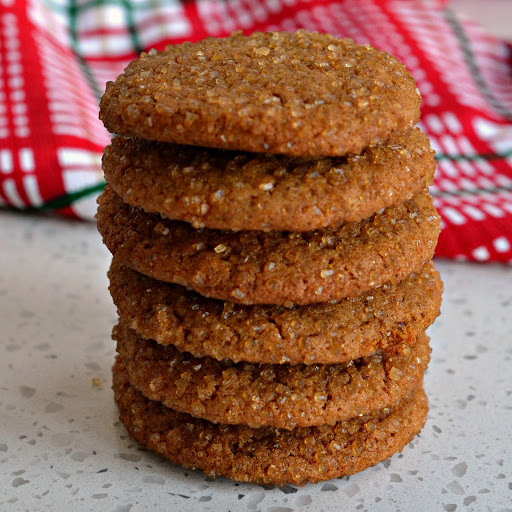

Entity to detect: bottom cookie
[113,358,428,486]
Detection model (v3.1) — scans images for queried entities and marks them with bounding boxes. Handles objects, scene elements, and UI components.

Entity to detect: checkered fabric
[0,0,511,263]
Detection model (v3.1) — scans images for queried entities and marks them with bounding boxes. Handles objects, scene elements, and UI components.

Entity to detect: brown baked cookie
[109,259,442,364]
[97,187,441,305]
[113,358,428,486]
[115,322,430,430]
[100,31,420,157]
[102,128,435,232]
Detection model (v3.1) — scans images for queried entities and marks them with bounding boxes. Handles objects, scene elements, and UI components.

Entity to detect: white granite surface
[0,210,511,512]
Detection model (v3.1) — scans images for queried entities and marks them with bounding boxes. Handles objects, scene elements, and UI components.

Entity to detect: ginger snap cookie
[103,128,435,232]
[97,186,441,305]
[100,31,421,157]
[115,322,430,430]
[99,28,443,486]
[113,358,428,486]
[109,259,442,364]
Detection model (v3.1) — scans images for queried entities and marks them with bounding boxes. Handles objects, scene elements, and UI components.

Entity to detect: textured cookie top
[115,322,430,430]
[103,128,435,232]
[97,187,441,305]
[100,30,421,156]
[109,259,442,364]
[114,358,428,486]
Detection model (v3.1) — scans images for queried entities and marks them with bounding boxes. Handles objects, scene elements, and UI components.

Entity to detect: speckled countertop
[0,209,511,512]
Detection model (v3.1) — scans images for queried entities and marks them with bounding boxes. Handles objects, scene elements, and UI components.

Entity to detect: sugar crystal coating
[100,30,421,156]
[115,322,430,429]
[109,259,442,364]
[97,187,441,305]
[103,128,435,232]
[98,29,441,486]
[113,359,428,486]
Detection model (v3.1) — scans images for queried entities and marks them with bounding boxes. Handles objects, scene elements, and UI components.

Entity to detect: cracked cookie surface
[113,358,428,486]
[115,322,430,429]
[109,259,442,364]
[97,187,441,305]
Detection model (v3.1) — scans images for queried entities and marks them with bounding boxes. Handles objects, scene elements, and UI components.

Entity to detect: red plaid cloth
[1,0,511,263]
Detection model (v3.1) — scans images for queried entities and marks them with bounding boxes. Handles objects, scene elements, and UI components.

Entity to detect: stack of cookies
[97,31,442,486]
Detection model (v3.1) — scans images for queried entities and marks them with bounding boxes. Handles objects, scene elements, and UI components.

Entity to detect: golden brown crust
[99,31,421,157]
[113,358,428,486]
[115,322,430,429]
[97,187,441,305]
[109,259,442,364]
[100,28,439,488]
[102,129,435,232]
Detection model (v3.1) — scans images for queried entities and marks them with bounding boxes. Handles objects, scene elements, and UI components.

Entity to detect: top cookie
[100,30,421,156]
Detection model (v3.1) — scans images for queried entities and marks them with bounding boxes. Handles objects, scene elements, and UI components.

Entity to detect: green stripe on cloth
[120,0,144,54]
[431,183,512,198]
[435,150,512,161]
[44,0,163,15]
[68,0,103,100]
[444,6,512,122]
[33,182,106,212]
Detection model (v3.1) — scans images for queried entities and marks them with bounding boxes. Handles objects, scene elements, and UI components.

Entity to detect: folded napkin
[1,0,511,263]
